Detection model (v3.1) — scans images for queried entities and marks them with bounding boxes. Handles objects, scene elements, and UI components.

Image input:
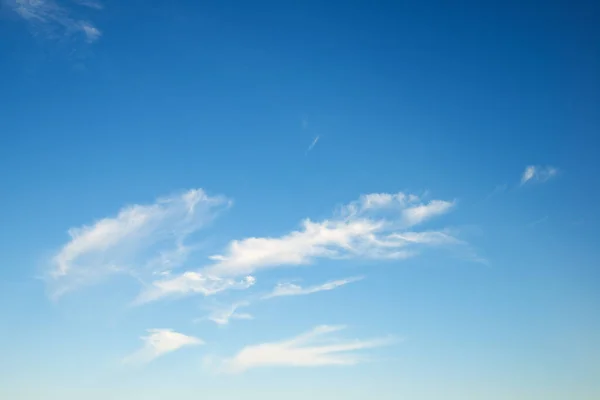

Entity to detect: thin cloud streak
[214,325,396,374]
[133,274,255,306]
[263,276,364,299]
[306,135,320,154]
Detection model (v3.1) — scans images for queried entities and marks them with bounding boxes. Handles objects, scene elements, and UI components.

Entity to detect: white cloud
[401,200,455,227]
[50,190,463,303]
[6,0,102,42]
[123,329,203,365]
[204,192,456,277]
[48,189,231,298]
[199,301,253,326]
[520,165,559,185]
[132,274,255,306]
[263,276,364,299]
[139,191,459,303]
[216,325,396,373]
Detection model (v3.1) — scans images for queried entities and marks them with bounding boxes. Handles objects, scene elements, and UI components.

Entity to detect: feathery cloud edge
[48,189,465,304]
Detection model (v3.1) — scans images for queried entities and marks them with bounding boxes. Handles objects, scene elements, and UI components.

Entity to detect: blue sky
[1,0,599,399]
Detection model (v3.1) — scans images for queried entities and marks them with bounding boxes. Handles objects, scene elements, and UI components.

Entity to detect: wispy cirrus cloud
[520,165,559,185]
[139,192,461,303]
[49,189,467,307]
[263,276,364,299]
[132,274,255,306]
[5,0,102,42]
[48,189,232,298]
[213,325,396,374]
[123,329,203,365]
[197,301,253,326]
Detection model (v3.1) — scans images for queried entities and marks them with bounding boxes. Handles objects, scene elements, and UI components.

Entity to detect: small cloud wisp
[132,274,255,306]
[520,165,558,185]
[306,135,320,154]
[123,329,204,365]
[263,276,364,299]
[215,325,396,374]
[199,301,253,326]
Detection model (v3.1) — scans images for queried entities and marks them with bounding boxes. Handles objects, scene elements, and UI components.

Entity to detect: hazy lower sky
[1,1,599,399]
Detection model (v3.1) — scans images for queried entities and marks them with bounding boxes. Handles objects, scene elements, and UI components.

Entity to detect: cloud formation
[49,189,231,298]
[45,189,459,371]
[205,192,456,277]
[49,189,464,307]
[6,0,102,42]
[139,192,459,303]
[216,325,396,373]
[200,301,253,326]
[123,329,203,365]
[263,276,364,299]
[520,165,558,185]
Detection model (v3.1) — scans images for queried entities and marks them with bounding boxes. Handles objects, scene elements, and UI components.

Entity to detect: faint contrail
[306,135,320,154]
